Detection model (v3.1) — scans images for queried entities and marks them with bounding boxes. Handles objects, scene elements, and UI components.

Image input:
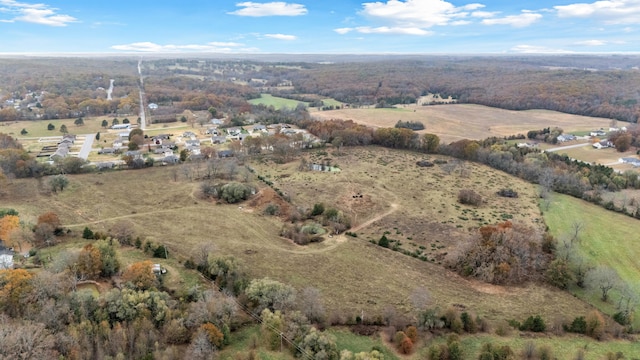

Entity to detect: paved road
[77,133,95,160]
[138,59,146,130]
[545,142,591,152]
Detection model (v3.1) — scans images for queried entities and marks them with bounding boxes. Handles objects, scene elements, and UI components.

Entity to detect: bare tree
[570,221,585,244]
[587,266,620,302]
[298,287,325,323]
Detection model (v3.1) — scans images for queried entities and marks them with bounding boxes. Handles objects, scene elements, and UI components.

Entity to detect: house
[113,140,124,148]
[185,139,201,148]
[593,140,613,149]
[182,131,196,138]
[620,157,640,166]
[211,136,227,144]
[111,123,131,130]
[152,134,170,145]
[517,142,537,148]
[205,128,219,135]
[124,150,142,159]
[162,154,180,164]
[253,124,267,132]
[190,147,201,156]
[557,134,576,142]
[119,131,131,139]
[148,103,158,110]
[211,118,225,125]
[98,147,116,154]
[226,127,242,136]
[218,150,234,158]
[590,130,607,137]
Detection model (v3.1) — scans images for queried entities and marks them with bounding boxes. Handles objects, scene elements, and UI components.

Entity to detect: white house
[148,103,158,110]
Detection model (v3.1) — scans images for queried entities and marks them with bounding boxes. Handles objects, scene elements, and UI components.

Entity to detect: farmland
[248,93,308,110]
[311,104,614,143]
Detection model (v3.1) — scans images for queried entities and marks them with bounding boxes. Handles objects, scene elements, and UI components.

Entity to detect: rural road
[138,59,146,130]
[77,133,95,160]
[545,142,591,152]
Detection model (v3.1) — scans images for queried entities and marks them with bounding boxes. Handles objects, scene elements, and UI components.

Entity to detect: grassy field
[248,94,308,110]
[0,147,596,324]
[311,104,613,144]
[543,193,640,327]
[2,146,637,356]
[1,116,111,138]
[550,143,639,169]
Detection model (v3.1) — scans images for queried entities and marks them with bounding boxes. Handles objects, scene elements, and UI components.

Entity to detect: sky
[0,0,639,54]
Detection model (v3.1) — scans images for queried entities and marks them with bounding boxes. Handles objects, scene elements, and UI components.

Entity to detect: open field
[311,104,614,143]
[543,193,640,327]
[550,144,640,168]
[248,94,308,110]
[0,147,597,325]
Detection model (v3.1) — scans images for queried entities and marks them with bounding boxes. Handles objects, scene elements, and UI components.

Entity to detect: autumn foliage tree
[76,244,103,280]
[0,269,34,317]
[122,260,157,290]
[449,221,551,285]
[0,214,19,242]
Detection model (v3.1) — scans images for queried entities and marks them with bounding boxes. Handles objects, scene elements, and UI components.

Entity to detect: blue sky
[0,0,638,54]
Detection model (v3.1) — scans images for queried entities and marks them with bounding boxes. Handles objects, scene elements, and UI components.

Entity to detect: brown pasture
[311,104,614,143]
[1,148,594,324]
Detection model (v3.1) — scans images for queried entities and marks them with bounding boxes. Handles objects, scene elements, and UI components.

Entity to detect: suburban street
[77,133,95,160]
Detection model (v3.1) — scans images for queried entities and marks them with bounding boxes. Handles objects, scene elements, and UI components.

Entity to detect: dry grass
[0,149,595,325]
[311,104,613,143]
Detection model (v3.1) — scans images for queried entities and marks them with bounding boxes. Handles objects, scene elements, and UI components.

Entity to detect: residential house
[98,147,116,154]
[211,136,227,144]
[218,150,234,158]
[556,134,576,142]
[593,140,613,149]
[162,154,180,164]
[620,157,640,166]
[124,150,143,159]
[590,130,607,137]
[211,118,225,125]
[148,103,158,110]
[205,128,219,135]
[96,162,115,170]
[226,127,242,136]
[252,124,267,133]
[182,131,196,138]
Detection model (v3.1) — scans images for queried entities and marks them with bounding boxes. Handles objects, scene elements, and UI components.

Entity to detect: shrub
[458,189,482,206]
[585,310,605,340]
[612,311,631,326]
[220,182,252,203]
[497,188,518,198]
[310,203,325,216]
[378,234,390,248]
[263,203,280,216]
[82,226,94,239]
[564,316,587,334]
[520,315,546,332]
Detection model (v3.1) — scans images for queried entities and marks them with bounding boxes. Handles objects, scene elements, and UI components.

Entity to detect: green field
[543,193,640,326]
[2,117,110,138]
[248,94,308,110]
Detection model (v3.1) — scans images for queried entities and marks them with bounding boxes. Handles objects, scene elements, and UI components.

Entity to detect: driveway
[545,142,591,152]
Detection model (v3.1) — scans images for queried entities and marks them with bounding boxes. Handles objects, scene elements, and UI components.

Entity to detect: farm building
[111,124,131,130]
[620,157,640,166]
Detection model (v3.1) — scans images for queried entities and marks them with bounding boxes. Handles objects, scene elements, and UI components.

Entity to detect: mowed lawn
[311,104,613,144]
[543,193,640,325]
[248,94,308,110]
[3,117,119,138]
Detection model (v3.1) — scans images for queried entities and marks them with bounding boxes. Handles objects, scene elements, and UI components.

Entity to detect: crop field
[248,94,308,110]
[0,147,596,326]
[311,104,613,143]
[543,193,640,327]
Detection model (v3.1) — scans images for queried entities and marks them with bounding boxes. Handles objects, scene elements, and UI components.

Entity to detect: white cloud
[471,10,498,18]
[555,0,640,24]
[264,33,297,40]
[229,2,307,17]
[0,0,76,26]
[481,12,542,27]
[511,45,573,53]
[360,0,486,28]
[334,26,432,35]
[574,39,607,45]
[111,41,257,53]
